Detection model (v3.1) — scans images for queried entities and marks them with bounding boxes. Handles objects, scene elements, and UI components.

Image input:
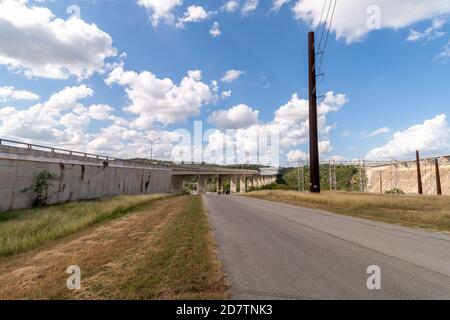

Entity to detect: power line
[317,0,337,73]
[316,0,329,35]
[317,0,332,52]
[318,0,337,74]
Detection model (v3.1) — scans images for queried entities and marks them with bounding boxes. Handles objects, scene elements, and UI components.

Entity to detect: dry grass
[0,194,169,257]
[118,195,229,300]
[245,190,450,233]
[0,195,228,300]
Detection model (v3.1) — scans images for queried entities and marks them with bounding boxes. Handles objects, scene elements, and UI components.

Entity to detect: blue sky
[0,0,450,165]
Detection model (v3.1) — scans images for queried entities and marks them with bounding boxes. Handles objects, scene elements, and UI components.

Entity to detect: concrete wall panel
[0,152,172,212]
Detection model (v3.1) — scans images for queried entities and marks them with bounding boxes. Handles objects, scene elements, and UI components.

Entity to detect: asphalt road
[203,195,450,300]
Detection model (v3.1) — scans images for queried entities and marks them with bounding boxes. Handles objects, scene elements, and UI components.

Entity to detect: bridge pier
[218,175,225,195]
[240,176,246,193]
[197,175,207,195]
[230,176,237,194]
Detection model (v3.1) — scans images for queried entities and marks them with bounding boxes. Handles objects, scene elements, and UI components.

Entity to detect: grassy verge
[120,195,228,300]
[0,195,228,300]
[0,194,169,257]
[245,190,450,233]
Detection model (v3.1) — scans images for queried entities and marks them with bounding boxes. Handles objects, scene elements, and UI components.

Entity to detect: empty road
[204,195,450,300]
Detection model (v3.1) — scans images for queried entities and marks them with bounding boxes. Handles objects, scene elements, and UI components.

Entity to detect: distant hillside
[280,164,363,192]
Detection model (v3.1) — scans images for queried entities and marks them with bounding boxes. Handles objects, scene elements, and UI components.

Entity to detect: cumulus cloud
[105,64,217,128]
[273,92,347,156]
[209,104,259,130]
[203,90,348,166]
[177,5,211,28]
[242,0,259,15]
[221,90,232,99]
[0,0,117,79]
[221,69,245,83]
[210,22,221,37]
[293,0,450,43]
[367,114,450,160]
[137,0,182,26]
[287,149,306,163]
[0,85,115,146]
[0,86,39,102]
[222,0,239,13]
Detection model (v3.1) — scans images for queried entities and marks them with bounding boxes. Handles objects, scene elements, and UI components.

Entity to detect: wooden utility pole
[435,159,442,195]
[308,31,321,193]
[416,150,423,195]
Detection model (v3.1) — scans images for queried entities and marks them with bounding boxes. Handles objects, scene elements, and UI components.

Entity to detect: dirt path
[0,196,187,299]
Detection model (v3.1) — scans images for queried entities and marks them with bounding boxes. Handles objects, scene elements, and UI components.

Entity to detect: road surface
[203,195,450,300]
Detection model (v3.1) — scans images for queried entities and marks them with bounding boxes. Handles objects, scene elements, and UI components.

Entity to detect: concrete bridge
[171,166,276,194]
[0,139,276,211]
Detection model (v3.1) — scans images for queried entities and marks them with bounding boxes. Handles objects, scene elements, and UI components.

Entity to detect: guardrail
[0,138,118,161]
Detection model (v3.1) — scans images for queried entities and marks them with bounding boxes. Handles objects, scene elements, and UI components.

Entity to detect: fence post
[416,150,423,195]
[435,159,442,196]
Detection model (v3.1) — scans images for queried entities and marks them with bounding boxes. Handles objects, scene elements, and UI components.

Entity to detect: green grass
[0,194,169,257]
[121,195,228,300]
[245,190,450,232]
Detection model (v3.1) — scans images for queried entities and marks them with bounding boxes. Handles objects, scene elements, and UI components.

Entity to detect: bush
[32,171,57,207]
[385,188,405,195]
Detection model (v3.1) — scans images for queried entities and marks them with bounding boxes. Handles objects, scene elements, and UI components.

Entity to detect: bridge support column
[218,175,224,195]
[230,176,237,194]
[240,176,246,193]
[197,175,207,195]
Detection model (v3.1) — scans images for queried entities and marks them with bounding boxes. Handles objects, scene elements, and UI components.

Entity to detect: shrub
[32,171,57,207]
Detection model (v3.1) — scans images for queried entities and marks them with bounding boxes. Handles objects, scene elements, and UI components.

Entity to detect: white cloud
[105,64,217,128]
[367,114,450,160]
[362,127,390,138]
[210,21,221,37]
[293,0,450,43]
[209,104,259,130]
[242,0,259,15]
[203,90,347,165]
[272,0,291,12]
[45,85,93,112]
[319,140,333,154]
[0,86,39,102]
[0,85,113,146]
[137,0,182,27]
[274,91,347,150]
[221,69,245,83]
[221,90,232,99]
[0,0,116,79]
[222,0,239,13]
[287,149,306,163]
[407,16,447,42]
[87,104,115,121]
[177,5,211,28]
[436,40,450,63]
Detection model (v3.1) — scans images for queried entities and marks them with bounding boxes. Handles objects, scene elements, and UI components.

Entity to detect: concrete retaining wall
[0,146,172,212]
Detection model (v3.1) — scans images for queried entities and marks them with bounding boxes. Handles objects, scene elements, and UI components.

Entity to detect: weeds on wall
[32,170,57,207]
